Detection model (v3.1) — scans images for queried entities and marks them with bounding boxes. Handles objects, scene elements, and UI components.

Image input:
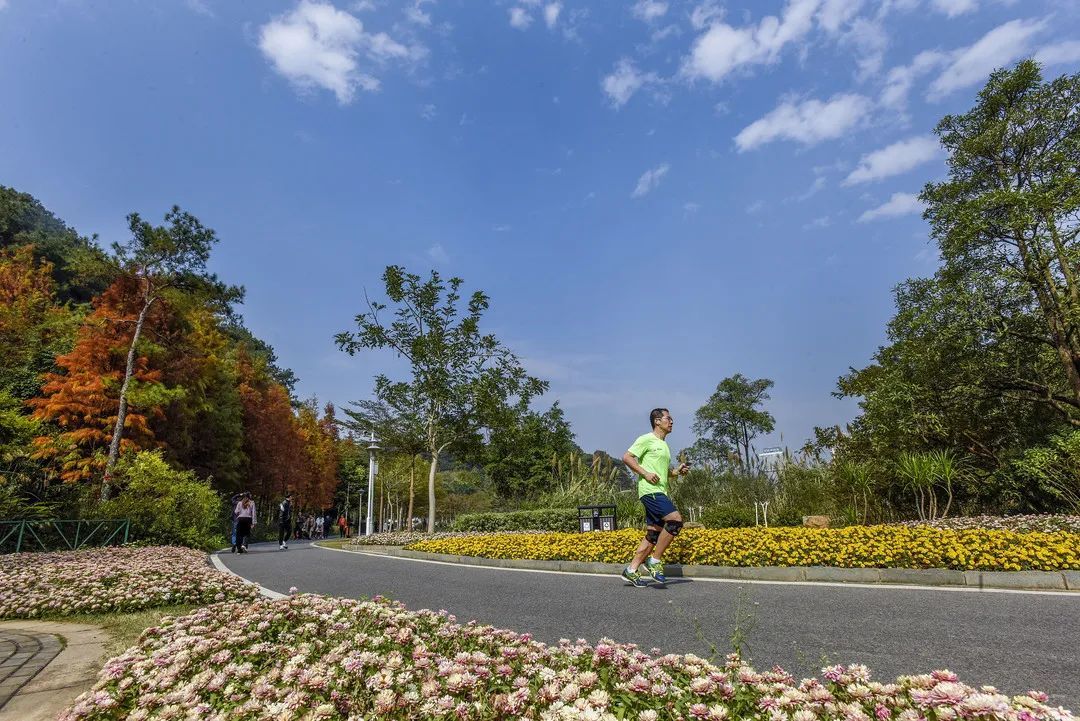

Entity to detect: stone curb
[338,544,1078,592]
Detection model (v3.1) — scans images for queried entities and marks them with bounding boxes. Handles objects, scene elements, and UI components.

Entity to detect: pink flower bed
[0,546,258,617]
[61,594,1074,721]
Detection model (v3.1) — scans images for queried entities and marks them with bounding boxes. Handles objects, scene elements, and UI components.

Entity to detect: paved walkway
[0,621,107,721]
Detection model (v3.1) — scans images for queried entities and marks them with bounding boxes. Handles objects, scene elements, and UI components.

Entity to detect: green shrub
[96,451,223,550]
[453,508,577,533]
[701,504,757,529]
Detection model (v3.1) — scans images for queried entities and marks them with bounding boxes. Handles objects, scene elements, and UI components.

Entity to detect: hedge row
[452,507,578,533]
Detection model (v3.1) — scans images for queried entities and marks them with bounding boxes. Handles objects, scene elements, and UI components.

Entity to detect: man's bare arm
[623,452,658,482]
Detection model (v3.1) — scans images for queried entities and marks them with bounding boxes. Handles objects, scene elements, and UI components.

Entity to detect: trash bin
[578,504,617,532]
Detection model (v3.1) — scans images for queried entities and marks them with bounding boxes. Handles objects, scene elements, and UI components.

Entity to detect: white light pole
[366,431,380,536]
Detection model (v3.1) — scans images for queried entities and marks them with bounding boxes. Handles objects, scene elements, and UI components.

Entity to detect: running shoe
[644,558,667,584]
[621,566,647,587]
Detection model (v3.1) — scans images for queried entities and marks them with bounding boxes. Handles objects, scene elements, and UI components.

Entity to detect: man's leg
[629,527,659,571]
[650,510,683,560]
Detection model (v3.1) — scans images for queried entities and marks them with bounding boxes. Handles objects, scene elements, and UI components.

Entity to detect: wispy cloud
[881,50,948,110]
[681,0,819,83]
[420,103,437,120]
[858,192,922,222]
[930,0,977,17]
[544,3,562,29]
[928,18,1047,100]
[427,243,450,264]
[1036,40,1080,67]
[509,7,533,30]
[185,0,214,17]
[735,93,871,151]
[632,0,669,22]
[602,58,659,108]
[843,135,940,185]
[632,163,670,198]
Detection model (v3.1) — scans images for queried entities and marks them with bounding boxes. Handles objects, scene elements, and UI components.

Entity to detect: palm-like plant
[895,452,936,521]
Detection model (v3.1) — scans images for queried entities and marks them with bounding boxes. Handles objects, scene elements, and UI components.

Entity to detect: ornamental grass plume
[59,594,1075,721]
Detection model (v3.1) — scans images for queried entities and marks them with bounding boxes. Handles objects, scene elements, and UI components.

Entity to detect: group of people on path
[230,492,341,553]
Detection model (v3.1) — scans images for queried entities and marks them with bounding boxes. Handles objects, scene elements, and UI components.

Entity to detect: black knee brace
[645,527,661,544]
[664,519,684,536]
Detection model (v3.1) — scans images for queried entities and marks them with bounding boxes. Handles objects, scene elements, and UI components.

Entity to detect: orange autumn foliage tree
[28,276,178,483]
[0,245,78,400]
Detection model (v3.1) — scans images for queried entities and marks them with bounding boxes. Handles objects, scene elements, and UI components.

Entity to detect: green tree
[692,374,776,469]
[484,402,581,501]
[922,60,1080,422]
[336,266,547,532]
[93,208,242,498]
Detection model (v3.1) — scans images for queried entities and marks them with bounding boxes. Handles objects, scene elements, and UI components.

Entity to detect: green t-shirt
[628,432,671,498]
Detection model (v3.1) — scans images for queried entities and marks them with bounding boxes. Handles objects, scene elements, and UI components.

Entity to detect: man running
[621,408,689,586]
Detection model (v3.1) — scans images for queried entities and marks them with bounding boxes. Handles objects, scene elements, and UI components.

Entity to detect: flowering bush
[0,546,258,618]
[406,526,1080,571]
[893,515,1080,534]
[60,594,1074,721]
[350,531,487,546]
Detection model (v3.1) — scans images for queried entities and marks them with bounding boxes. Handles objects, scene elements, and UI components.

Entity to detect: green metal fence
[0,519,130,553]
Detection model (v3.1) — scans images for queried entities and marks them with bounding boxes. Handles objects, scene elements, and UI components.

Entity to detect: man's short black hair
[650,408,669,428]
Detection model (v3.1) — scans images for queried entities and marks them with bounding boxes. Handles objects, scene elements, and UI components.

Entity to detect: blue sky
[3,0,1079,457]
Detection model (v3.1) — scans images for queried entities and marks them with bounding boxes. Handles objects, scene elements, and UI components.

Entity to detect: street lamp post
[366,431,380,536]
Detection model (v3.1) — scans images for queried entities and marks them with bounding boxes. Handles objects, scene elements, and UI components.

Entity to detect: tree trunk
[102,295,153,501]
[407,458,416,532]
[427,453,439,533]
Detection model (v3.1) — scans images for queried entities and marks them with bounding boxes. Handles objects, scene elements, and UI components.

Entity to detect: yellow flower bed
[405,526,1080,571]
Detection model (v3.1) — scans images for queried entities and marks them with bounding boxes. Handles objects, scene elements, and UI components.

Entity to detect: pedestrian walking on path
[278,493,293,550]
[621,408,690,587]
[229,491,244,548]
[233,494,256,553]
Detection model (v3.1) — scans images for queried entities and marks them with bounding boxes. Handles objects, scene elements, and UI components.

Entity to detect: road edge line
[209,552,286,600]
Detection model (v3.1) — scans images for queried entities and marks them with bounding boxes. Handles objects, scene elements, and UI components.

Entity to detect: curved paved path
[217,541,1080,710]
[0,630,60,710]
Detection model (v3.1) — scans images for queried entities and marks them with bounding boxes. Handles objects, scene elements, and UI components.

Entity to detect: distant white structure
[758,447,785,479]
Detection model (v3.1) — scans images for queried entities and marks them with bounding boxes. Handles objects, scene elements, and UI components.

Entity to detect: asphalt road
[217,541,1080,711]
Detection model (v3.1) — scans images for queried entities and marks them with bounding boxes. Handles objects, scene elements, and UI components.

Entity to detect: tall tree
[921,60,1080,422]
[94,207,241,498]
[336,266,547,532]
[692,373,775,469]
[28,278,178,483]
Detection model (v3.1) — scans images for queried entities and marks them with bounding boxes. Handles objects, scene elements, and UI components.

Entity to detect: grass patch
[43,604,200,657]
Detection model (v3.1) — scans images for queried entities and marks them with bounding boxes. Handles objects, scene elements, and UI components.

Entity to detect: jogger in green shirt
[621,407,689,586]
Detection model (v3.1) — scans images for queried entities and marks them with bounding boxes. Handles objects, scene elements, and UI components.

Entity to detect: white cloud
[651,24,681,43]
[257,1,425,104]
[746,200,765,214]
[632,0,668,22]
[544,3,561,29]
[843,135,941,185]
[509,7,533,29]
[632,163,670,198]
[420,103,437,120]
[858,192,922,222]
[803,215,832,229]
[930,0,976,17]
[259,1,373,104]
[792,176,827,201]
[734,93,871,151]
[1036,40,1080,67]
[845,17,887,79]
[602,58,658,108]
[405,4,432,26]
[818,0,862,34]
[492,224,512,232]
[350,0,375,11]
[682,0,820,83]
[185,0,214,17]
[928,18,1047,99]
[881,50,948,109]
[689,1,723,30]
[427,244,450,264]
[684,202,701,214]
